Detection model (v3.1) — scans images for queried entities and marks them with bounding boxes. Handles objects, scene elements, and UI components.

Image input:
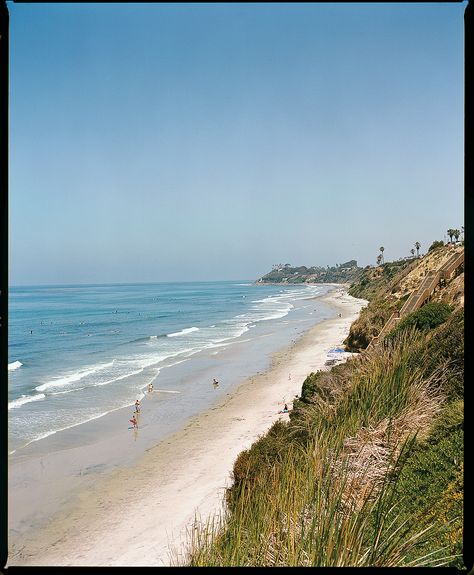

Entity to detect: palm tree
[453,229,460,242]
[447,229,455,243]
[379,246,385,264]
[410,248,415,257]
[376,254,383,266]
[415,242,421,257]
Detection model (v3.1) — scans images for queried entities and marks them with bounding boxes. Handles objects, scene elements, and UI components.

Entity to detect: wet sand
[7,288,366,566]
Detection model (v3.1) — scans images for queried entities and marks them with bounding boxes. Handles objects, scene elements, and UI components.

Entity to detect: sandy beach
[7,287,366,567]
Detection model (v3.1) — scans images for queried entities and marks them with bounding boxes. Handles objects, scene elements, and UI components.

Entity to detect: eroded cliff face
[344,245,464,352]
[390,245,464,302]
[431,272,464,308]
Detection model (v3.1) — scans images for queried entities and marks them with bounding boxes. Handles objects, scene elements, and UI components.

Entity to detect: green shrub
[406,308,464,400]
[388,302,452,339]
[387,412,464,567]
[426,399,463,445]
[298,360,353,405]
[429,240,445,252]
[348,259,412,301]
[300,371,322,402]
[227,419,290,508]
[344,298,399,351]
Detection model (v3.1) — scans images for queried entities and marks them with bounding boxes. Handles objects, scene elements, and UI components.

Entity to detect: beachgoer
[130,414,138,429]
[213,378,219,387]
[148,383,154,393]
[134,399,141,412]
[284,403,288,412]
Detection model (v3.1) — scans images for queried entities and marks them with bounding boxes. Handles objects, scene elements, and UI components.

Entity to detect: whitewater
[8,280,337,454]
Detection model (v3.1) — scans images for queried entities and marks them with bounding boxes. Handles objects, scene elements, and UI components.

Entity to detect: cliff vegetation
[256,260,362,284]
[180,242,464,568]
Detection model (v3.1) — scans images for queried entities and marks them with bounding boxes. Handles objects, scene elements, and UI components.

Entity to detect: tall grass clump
[181,433,455,566]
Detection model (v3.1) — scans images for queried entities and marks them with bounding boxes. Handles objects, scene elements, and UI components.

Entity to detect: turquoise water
[9,281,335,452]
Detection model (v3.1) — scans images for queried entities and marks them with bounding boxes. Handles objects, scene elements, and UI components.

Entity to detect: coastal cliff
[183,243,464,568]
[255,260,362,284]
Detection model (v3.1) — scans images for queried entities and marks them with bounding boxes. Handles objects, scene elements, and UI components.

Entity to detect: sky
[8,2,465,285]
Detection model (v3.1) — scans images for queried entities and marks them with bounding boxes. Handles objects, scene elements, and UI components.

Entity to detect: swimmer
[212,378,219,388]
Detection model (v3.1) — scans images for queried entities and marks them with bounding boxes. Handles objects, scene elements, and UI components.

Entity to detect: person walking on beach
[130,414,138,429]
[134,399,141,413]
[148,383,154,393]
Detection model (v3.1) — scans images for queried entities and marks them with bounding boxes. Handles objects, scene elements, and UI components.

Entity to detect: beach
[7,287,366,566]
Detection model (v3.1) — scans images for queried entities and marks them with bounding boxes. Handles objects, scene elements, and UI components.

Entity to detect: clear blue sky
[8,3,465,285]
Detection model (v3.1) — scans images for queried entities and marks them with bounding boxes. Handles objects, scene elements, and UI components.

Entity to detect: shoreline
[8,287,366,566]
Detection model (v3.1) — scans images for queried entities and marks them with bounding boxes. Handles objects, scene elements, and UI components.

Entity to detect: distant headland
[255,260,362,284]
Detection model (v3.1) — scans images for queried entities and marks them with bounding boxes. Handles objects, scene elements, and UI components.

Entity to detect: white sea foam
[237,303,293,324]
[208,341,230,350]
[9,282,328,453]
[61,368,149,393]
[8,360,23,371]
[211,322,249,343]
[208,336,252,351]
[162,359,188,369]
[9,393,46,410]
[136,347,196,368]
[35,361,116,392]
[167,326,200,338]
[21,404,129,448]
[45,366,149,396]
[259,309,292,321]
[49,386,87,396]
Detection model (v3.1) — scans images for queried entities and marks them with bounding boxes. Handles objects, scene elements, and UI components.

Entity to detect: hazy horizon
[9,3,464,285]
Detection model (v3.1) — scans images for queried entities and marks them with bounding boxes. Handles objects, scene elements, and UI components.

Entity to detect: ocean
[8,281,337,455]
